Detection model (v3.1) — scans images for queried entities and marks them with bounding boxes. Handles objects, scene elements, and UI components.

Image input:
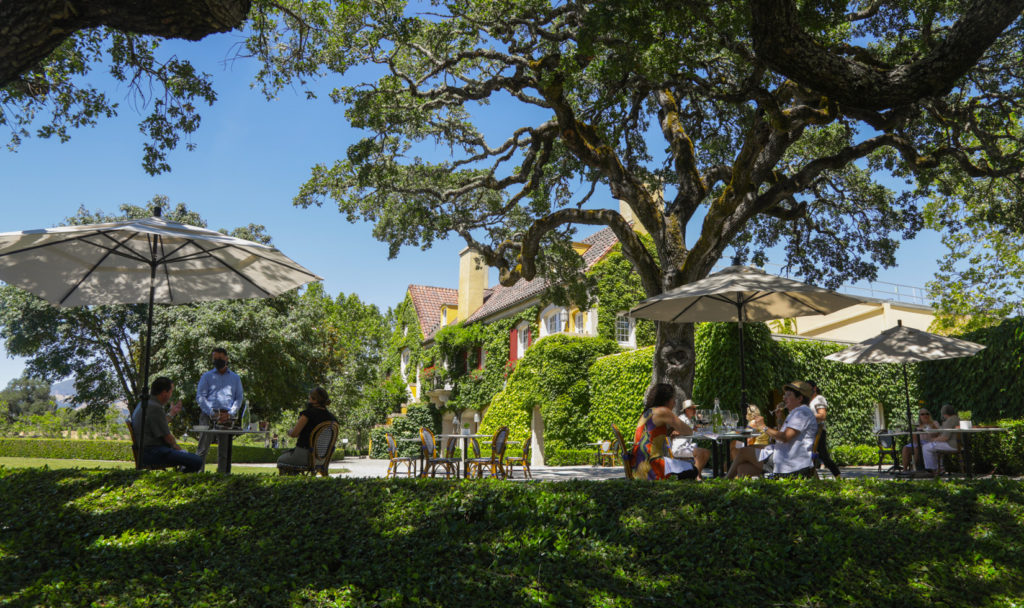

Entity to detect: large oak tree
[243,0,1024,398]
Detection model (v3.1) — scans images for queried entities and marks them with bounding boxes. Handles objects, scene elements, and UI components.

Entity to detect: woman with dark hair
[631,383,698,480]
[922,404,960,472]
[276,387,337,474]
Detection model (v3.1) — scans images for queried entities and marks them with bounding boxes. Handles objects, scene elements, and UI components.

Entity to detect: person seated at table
[671,399,711,480]
[922,404,960,472]
[277,387,337,474]
[631,383,698,481]
[728,381,818,479]
[131,376,203,473]
[902,407,940,470]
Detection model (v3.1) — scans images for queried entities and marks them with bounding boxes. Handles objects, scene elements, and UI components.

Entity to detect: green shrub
[3,469,1024,607]
[480,334,619,456]
[0,437,295,464]
[587,347,653,443]
[544,448,597,466]
[918,318,1024,421]
[831,444,880,466]
[965,419,1024,476]
[369,404,438,459]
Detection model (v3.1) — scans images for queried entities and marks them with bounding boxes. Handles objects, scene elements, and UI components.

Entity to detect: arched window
[540,305,567,337]
[516,321,530,359]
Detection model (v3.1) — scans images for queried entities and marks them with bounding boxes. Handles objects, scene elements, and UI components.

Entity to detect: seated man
[729,381,818,479]
[922,404,960,472]
[672,399,711,480]
[132,376,203,473]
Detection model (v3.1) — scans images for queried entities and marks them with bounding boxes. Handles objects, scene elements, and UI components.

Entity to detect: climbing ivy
[479,334,619,456]
[383,294,425,387]
[918,318,1024,421]
[588,241,657,348]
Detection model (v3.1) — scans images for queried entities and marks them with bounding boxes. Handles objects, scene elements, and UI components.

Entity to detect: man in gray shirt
[132,376,203,472]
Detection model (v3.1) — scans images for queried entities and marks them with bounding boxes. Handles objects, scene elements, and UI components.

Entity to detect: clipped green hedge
[587,346,654,443]
[919,318,1024,421]
[3,469,1024,607]
[0,438,291,464]
[369,405,438,459]
[544,448,598,466]
[480,334,619,456]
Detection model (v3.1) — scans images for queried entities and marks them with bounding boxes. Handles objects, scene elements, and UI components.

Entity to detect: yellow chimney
[457,247,487,322]
[619,197,655,235]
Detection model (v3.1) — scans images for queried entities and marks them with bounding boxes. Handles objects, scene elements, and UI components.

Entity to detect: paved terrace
[331,458,907,481]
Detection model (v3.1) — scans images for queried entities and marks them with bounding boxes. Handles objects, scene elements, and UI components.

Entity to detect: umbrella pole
[135,265,157,470]
[737,303,748,409]
[902,363,920,471]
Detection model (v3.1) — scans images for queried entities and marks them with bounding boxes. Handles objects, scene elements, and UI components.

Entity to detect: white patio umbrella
[0,207,322,466]
[824,320,985,469]
[629,265,865,406]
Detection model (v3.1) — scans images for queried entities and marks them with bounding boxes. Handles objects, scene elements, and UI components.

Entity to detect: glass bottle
[712,398,723,433]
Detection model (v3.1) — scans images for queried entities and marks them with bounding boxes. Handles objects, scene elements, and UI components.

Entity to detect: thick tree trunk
[651,321,696,406]
[1,0,252,87]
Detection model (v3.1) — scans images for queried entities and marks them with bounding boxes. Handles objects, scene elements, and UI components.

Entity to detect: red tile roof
[407,284,458,338]
[465,227,619,323]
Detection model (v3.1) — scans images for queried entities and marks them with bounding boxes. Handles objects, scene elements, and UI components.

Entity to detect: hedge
[919,318,1024,421]
[3,469,1024,607]
[587,346,655,443]
[480,334,619,457]
[368,405,439,459]
[0,438,306,464]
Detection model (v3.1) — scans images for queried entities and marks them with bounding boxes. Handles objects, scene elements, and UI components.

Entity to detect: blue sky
[0,29,943,389]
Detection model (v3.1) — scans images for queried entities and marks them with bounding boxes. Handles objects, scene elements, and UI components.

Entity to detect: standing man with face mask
[195,347,244,471]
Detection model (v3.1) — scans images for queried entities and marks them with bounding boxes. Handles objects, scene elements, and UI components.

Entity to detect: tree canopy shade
[0,0,252,174]
[245,0,1024,394]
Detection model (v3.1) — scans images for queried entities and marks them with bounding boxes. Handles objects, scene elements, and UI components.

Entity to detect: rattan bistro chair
[598,439,618,466]
[467,426,509,479]
[611,424,634,480]
[385,433,417,478]
[505,433,532,479]
[126,421,172,471]
[277,421,339,477]
[419,427,458,478]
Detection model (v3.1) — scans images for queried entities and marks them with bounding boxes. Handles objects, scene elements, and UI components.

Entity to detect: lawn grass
[1,469,1023,607]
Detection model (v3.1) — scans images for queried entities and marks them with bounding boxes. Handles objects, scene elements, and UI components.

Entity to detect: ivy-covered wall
[589,243,656,348]
[918,318,1024,421]
[478,334,619,452]
[368,404,439,459]
[586,323,939,449]
[427,309,539,413]
[383,293,425,390]
[587,346,655,442]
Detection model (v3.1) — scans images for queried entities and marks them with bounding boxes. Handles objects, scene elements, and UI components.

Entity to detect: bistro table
[911,426,1007,478]
[439,433,490,478]
[190,426,268,474]
[692,429,755,478]
[876,430,912,473]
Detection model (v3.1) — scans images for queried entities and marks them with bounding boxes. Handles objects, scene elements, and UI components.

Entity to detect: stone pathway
[330,458,899,481]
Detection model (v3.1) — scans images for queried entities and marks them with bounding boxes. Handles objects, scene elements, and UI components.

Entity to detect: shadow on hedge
[1,469,1023,607]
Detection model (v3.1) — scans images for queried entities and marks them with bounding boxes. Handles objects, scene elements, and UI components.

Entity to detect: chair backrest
[600,439,612,452]
[611,424,633,480]
[876,431,896,450]
[471,437,481,458]
[522,433,532,458]
[385,433,398,458]
[125,421,141,467]
[309,421,339,473]
[490,426,509,461]
[419,427,436,458]
[444,436,458,458]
